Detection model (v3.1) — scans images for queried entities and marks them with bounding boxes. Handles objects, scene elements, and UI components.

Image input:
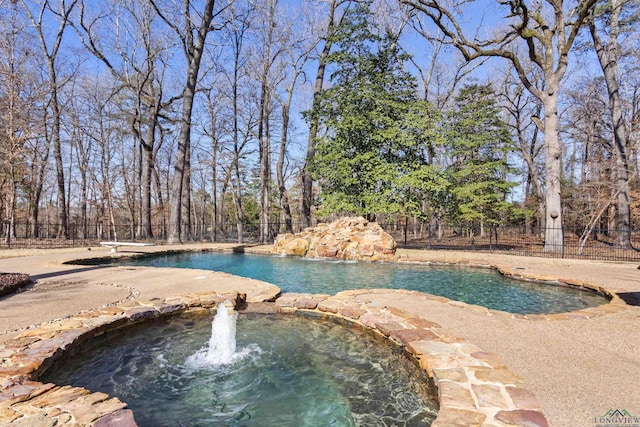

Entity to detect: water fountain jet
[187,300,239,367]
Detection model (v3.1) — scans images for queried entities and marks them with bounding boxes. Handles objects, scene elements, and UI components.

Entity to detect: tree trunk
[142,145,154,238]
[168,92,192,244]
[260,129,271,243]
[277,104,293,233]
[258,80,272,244]
[301,0,341,228]
[589,1,631,249]
[79,150,88,239]
[228,13,249,244]
[30,151,48,237]
[209,102,219,242]
[28,138,50,238]
[181,138,192,241]
[49,69,69,239]
[7,163,17,242]
[232,159,244,244]
[102,150,117,241]
[258,0,277,244]
[23,0,78,239]
[542,92,564,252]
[141,100,159,240]
[211,159,218,242]
[153,164,165,238]
[164,0,217,244]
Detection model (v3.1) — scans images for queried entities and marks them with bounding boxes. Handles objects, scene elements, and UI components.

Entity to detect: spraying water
[186,301,239,367]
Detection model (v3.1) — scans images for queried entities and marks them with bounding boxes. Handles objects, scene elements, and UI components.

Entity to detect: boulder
[272,217,397,261]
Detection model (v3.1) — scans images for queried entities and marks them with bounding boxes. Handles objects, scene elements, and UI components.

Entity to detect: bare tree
[408,20,485,109]
[75,0,180,239]
[0,4,39,240]
[561,77,615,231]
[403,0,599,252]
[22,124,51,238]
[200,81,225,241]
[65,81,93,238]
[502,69,545,233]
[21,0,78,239]
[151,0,224,243]
[81,77,124,240]
[275,14,317,233]
[301,0,350,228]
[255,0,281,243]
[223,1,254,243]
[588,0,636,248]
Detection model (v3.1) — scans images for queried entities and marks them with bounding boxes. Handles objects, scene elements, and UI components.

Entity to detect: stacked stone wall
[273,217,397,261]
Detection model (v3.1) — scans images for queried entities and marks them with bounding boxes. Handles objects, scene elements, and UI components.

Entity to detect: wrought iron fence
[2,220,639,262]
[0,221,304,249]
[381,223,640,262]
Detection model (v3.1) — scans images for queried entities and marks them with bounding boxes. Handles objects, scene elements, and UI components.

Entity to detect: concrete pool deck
[0,244,639,426]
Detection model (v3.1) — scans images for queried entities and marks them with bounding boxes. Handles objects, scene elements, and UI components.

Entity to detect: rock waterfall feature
[272,217,397,261]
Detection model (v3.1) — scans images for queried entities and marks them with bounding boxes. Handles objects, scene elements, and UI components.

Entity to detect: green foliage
[445,84,516,224]
[307,5,517,225]
[309,2,440,218]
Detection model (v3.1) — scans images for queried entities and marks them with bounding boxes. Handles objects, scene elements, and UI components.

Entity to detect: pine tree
[308,2,439,218]
[446,84,515,226]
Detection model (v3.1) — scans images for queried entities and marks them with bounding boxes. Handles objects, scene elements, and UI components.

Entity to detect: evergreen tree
[446,84,515,225]
[308,2,439,218]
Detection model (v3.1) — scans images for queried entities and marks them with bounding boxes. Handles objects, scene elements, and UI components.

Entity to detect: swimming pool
[122,252,607,314]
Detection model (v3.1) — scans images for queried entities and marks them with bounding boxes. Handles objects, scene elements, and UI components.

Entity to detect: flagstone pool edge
[0,289,549,426]
[74,246,627,320]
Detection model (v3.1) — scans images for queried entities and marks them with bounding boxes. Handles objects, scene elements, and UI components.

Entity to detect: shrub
[0,273,31,298]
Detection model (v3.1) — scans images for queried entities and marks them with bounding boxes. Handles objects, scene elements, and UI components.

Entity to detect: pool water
[42,314,438,427]
[124,252,607,314]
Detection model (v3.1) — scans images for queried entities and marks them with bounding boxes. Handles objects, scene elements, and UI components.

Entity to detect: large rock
[272,217,397,261]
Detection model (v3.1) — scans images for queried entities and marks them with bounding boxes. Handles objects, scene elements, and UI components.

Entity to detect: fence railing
[382,223,640,262]
[0,221,304,249]
[2,221,639,262]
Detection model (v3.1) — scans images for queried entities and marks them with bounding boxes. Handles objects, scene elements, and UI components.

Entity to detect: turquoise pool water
[123,252,607,314]
[42,314,438,426]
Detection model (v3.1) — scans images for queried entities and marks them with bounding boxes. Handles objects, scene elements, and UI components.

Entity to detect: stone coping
[0,292,245,426]
[92,245,626,319]
[0,289,549,427]
[81,247,631,326]
[242,245,628,320]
